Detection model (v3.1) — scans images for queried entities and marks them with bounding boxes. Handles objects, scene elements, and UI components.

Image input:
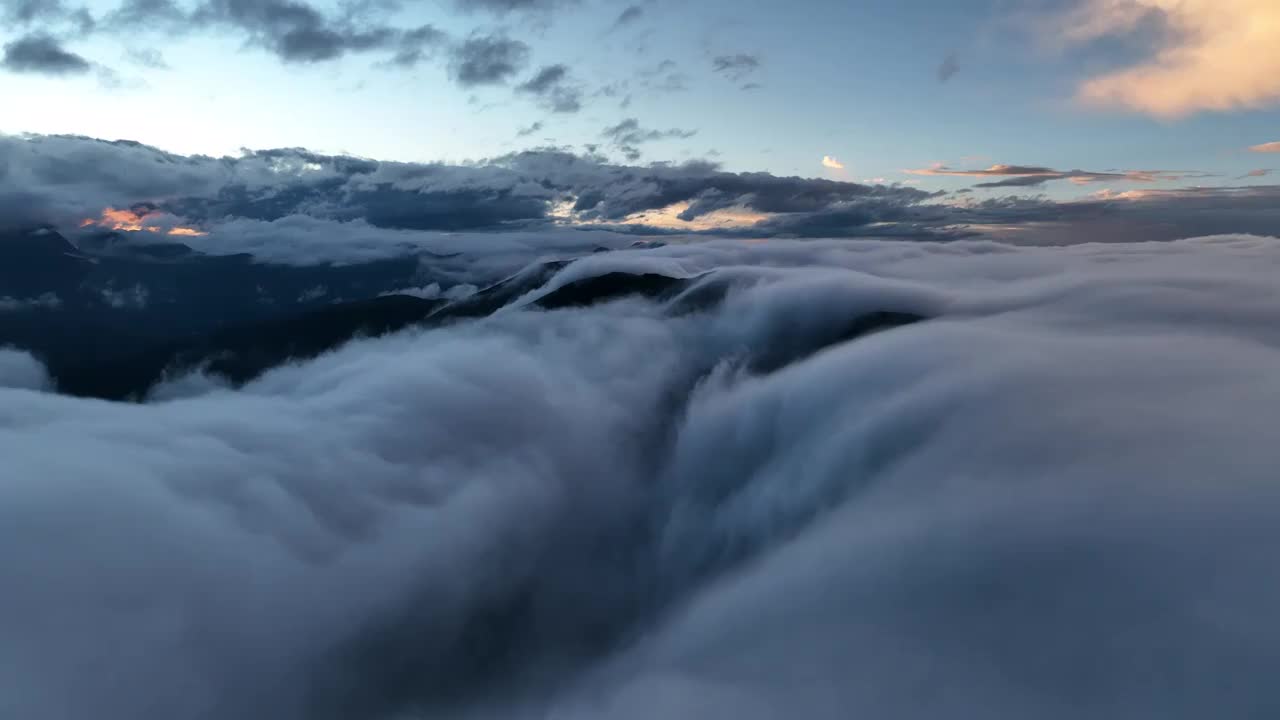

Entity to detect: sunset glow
[81,207,208,237]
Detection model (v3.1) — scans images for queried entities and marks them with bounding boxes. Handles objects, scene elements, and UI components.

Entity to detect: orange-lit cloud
[1062,0,1280,117]
[81,207,208,237]
[1250,142,1280,153]
[822,156,845,170]
[904,163,1196,188]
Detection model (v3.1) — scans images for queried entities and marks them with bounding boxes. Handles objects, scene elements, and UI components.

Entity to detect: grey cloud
[197,0,400,63]
[450,33,530,87]
[614,4,642,27]
[712,53,760,81]
[106,0,185,26]
[9,133,1277,265]
[1,34,91,75]
[123,47,170,69]
[516,63,582,112]
[0,135,947,257]
[387,24,449,67]
[452,0,574,13]
[1,0,92,29]
[517,121,544,137]
[937,51,959,82]
[602,118,697,150]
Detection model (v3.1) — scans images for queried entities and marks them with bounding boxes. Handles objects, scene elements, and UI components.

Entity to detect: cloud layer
[6,234,1280,718]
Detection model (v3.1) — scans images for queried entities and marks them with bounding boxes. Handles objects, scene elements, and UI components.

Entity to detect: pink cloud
[1250,142,1280,153]
[1060,0,1280,117]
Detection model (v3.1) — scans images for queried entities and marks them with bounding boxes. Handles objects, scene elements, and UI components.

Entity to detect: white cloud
[822,155,845,170]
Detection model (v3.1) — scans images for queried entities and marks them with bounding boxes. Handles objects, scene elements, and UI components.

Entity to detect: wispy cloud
[711,53,760,81]
[936,51,959,83]
[1250,142,1280,154]
[905,163,1205,188]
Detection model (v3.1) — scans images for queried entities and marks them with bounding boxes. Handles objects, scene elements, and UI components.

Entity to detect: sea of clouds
[4,234,1280,719]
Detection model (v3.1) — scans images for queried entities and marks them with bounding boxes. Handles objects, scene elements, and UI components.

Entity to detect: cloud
[613,4,643,27]
[452,0,573,13]
[0,347,51,390]
[712,53,760,81]
[0,134,950,260]
[7,133,1278,266]
[449,33,530,86]
[822,156,846,170]
[1060,0,1280,116]
[387,24,449,67]
[515,63,583,113]
[517,121,544,137]
[6,235,1280,718]
[936,51,959,83]
[905,162,1204,187]
[1,0,93,30]
[106,0,185,26]
[195,0,403,63]
[1,34,91,75]
[602,118,698,159]
[1242,169,1272,178]
[1250,142,1280,154]
[123,47,170,69]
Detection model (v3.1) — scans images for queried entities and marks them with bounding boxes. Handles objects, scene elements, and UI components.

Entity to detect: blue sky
[2,0,1278,200]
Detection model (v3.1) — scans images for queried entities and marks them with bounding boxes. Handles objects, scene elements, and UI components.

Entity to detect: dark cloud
[937,51,959,83]
[0,134,948,251]
[449,33,530,87]
[1,34,91,75]
[613,4,643,27]
[712,53,760,81]
[516,63,582,113]
[602,118,697,155]
[517,121,544,137]
[196,0,401,63]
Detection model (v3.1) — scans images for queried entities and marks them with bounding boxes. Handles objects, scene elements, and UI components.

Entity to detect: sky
[2,0,1279,203]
